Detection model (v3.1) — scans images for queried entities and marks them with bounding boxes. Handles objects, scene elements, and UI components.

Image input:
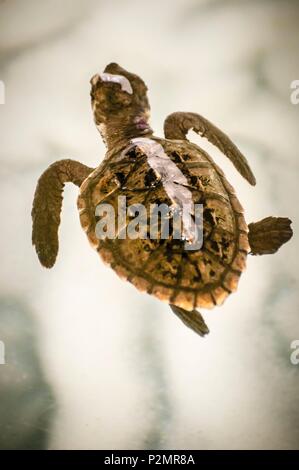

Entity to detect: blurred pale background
[0,0,298,449]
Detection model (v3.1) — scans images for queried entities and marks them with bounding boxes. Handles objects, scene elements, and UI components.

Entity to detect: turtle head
[90,63,151,132]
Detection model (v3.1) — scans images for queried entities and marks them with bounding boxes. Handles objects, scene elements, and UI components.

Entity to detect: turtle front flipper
[32,159,94,268]
[164,111,256,186]
[170,305,209,337]
[248,217,293,255]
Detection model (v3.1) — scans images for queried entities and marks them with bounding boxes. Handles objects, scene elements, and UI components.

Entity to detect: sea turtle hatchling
[32,63,293,336]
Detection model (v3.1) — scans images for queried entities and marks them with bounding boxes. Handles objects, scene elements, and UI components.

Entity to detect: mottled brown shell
[77,138,249,311]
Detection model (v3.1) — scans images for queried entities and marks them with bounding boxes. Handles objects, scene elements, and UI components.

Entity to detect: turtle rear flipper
[248,217,293,255]
[32,159,94,268]
[170,305,209,337]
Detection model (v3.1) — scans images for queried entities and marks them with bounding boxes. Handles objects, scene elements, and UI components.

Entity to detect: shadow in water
[0,296,55,449]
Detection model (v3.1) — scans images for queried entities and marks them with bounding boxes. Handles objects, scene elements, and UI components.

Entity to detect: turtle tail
[32,159,94,268]
[170,305,209,337]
